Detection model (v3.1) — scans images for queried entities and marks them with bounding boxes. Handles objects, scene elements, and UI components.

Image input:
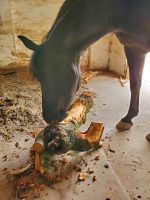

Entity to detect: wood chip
[94,156,100,161]
[92,176,97,182]
[119,76,128,87]
[62,157,68,165]
[87,166,94,174]
[108,148,116,153]
[83,71,103,83]
[104,164,109,169]
[78,172,88,181]
[8,163,32,175]
[15,142,19,148]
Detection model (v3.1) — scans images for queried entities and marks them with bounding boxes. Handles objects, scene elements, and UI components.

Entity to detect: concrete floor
[85,75,150,200]
[0,74,150,200]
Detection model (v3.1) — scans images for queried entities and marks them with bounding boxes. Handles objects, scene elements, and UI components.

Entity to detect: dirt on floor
[0,72,46,141]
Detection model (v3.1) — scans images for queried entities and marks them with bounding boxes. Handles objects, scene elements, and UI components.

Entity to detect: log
[10,92,104,178]
[33,92,104,174]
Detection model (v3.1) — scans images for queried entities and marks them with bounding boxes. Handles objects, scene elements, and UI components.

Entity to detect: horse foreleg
[116,47,146,131]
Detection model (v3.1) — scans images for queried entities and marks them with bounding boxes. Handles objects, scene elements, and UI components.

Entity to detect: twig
[119,76,128,87]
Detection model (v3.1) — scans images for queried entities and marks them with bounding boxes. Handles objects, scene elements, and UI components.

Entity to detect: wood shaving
[92,175,97,182]
[83,71,103,83]
[94,156,100,161]
[78,172,88,181]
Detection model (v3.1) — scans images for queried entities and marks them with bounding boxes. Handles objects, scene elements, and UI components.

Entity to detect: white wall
[0,0,127,77]
[108,34,128,77]
[0,0,16,70]
[80,33,128,77]
[12,0,65,66]
[80,36,111,71]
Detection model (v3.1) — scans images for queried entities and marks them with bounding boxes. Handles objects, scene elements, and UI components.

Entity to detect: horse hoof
[116,120,133,131]
[146,133,150,142]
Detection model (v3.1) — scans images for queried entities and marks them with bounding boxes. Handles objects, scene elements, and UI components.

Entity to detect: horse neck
[45,0,123,61]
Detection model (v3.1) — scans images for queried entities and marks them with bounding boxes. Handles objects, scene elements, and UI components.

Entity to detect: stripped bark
[33,92,104,174]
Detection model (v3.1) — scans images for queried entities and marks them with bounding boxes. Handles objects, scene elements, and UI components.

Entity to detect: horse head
[18,35,80,123]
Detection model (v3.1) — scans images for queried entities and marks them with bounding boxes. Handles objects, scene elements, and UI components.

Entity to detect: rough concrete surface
[0,73,149,199]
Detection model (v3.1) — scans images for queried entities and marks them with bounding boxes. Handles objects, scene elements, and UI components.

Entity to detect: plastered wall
[12,0,65,66]
[0,0,16,69]
[108,34,128,77]
[0,0,127,77]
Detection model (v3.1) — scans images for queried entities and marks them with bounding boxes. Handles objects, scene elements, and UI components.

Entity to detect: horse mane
[42,0,78,43]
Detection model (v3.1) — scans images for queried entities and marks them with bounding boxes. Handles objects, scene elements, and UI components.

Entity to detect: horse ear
[18,35,40,51]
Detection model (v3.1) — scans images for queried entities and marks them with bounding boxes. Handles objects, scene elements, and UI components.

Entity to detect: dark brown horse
[18,0,150,133]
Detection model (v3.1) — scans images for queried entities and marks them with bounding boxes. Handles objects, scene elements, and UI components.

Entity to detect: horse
[18,0,150,135]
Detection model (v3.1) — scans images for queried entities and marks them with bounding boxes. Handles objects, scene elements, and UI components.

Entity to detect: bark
[33,92,104,174]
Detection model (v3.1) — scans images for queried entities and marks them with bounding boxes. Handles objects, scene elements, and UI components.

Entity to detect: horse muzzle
[43,110,68,123]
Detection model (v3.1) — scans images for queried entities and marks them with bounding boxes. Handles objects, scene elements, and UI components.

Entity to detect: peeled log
[33,92,102,153]
[33,92,104,174]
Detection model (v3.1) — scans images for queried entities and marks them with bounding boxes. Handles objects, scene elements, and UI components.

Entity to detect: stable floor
[0,73,150,200]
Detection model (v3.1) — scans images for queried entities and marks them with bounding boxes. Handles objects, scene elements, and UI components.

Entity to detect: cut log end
[84,122,104,143]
